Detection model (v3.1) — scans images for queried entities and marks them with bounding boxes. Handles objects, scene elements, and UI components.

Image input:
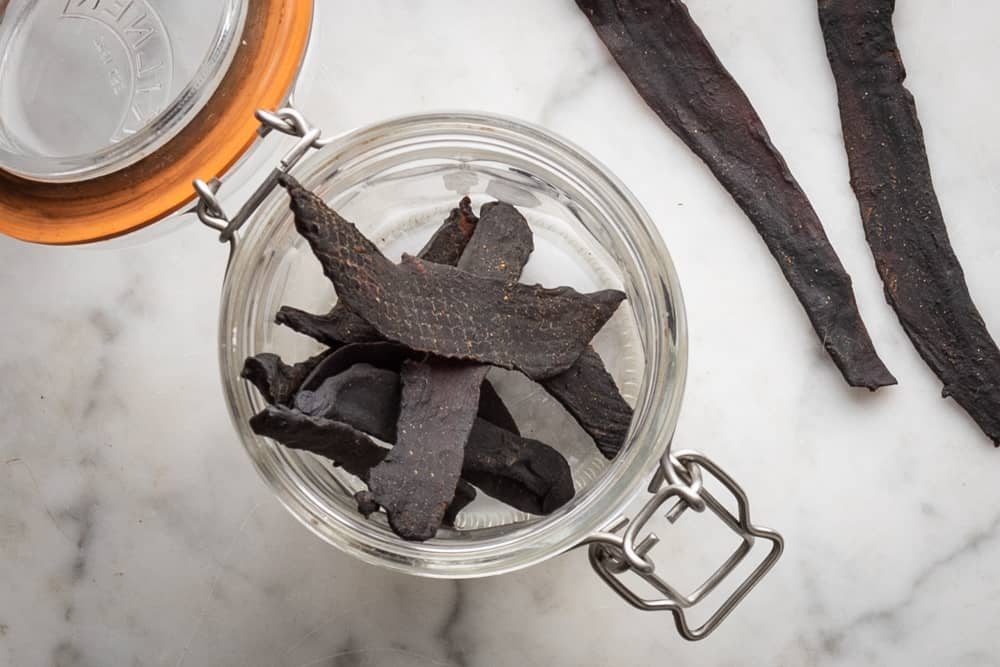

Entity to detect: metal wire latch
[193,107,333,247]
[583,449,783,641]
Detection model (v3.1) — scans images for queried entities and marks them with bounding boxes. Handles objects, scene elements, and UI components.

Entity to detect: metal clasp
[583,449,783,641]
[193,107,333,255]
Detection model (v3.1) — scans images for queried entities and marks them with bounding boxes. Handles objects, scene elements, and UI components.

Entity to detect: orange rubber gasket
[0,0,313,245]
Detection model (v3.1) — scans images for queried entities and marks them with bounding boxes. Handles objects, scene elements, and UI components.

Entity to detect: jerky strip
[462,419,575,515]
[241,351,329,406]
[300,341,411,391]
[417,196,480,265]
[276,305,382,348]
[819,0,1000,442]
[364,201,536,538]
[250,405,473,517]
[249,405,388,479]
[576,0,895,390]
[295,364,573,515]
[276,198,479,346]
[541,347,632,459]
[296,364,403,442]
[280,175,624,379]
[367,360,485,540]
[477,380,520,435]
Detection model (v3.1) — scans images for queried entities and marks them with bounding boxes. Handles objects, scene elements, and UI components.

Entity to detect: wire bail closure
[193,107,332,247]
[582,449,784,641]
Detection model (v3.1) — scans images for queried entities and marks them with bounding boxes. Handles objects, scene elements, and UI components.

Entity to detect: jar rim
[219,111,689,577]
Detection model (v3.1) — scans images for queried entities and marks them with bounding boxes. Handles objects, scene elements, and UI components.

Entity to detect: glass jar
[219,112,687,577]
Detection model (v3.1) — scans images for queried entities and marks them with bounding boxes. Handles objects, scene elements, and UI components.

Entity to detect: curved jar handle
[192,106,332,270]
[580,449,784,641]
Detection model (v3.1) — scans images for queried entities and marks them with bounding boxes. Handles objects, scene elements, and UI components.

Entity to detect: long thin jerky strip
[249,406,473,519]
[541,347,632,459]
[280,175,624,379]
[295,364,573,515]
[819,0,1000,442]
[241,351,329,406]
[366,202,535,539]
[576,0,895,390]
[367,360,484,540]
[276,198,479,346]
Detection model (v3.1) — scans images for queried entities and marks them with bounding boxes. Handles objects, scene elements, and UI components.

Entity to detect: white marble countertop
[4,1,1000,665]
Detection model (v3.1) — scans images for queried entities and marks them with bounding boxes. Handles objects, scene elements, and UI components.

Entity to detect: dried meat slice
[819,0,1000,442]
[280,175,624,379]
[241,351,329,406]
[276,197,478,346]
[541,347,633,459]
[367,360,484,540]
[576,0,895,390]
[462,419,574,514]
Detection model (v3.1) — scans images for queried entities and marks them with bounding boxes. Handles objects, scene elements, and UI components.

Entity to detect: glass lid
[0,0,248,182]
[0,0,313,245]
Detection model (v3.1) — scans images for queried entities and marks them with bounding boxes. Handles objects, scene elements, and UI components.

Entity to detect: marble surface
[4,1,1000,664]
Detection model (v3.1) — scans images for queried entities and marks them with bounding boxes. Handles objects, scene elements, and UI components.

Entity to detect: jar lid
[0,0,312,244]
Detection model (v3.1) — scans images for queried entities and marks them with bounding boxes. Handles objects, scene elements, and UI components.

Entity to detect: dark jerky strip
[364,201,536,538]
[576,0,896,390]
[295,364,572,515]
[241,351,329,406]
[541,347,632,459]
[462,419,574,515]
[249,406,388,479]
[819,1,1000,442]
[279,175,624,379]
[477,380,520,435]
[417,196,480,265]
[276,198,479,346]
[300,341,411,391]
[275,305,382,348]
[298,349,518,434]
[250,405,474,518]
[296,364,403,442]
[367,360,485,540]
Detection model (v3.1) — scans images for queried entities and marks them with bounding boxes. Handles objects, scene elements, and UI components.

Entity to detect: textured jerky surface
[300,364,570,514]
[364,198,535,536]
[280,175,624,379]
[277,198,478,347]
[577,0,895,389]
[456,201,534,280]
[276,305,382,347]
[541,347,633,459]
[819,0,1000,442]
[241,351,327,406]
[367,360,485,540]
